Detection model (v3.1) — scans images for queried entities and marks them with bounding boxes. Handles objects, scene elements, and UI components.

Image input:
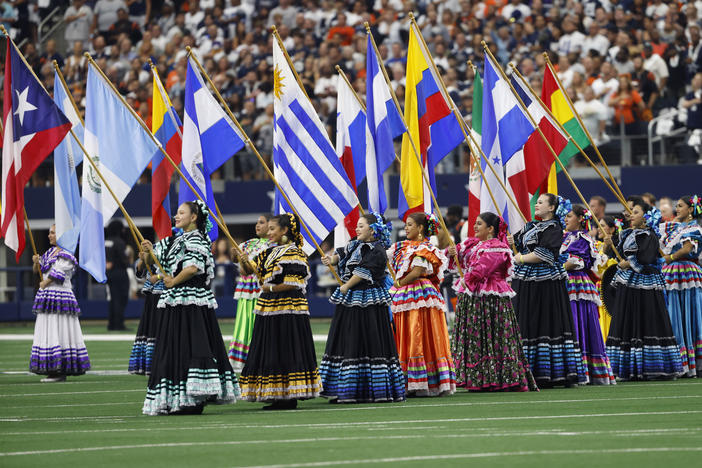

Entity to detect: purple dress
[561,231,615,385]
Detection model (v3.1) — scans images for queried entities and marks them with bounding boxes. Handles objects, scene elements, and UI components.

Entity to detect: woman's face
[175,203,196,230]
[598,220,615,238]
[267,220,288,244]
[630,205,646,228]
[473,216,493,241]
[356,217,374,242]
[216,239,228,255]
[404,217,422,241]
[564,211,582,232]
[255,216,269,237]
[48,224,56,246]
[676,199,691,221]
[535,195,555,219]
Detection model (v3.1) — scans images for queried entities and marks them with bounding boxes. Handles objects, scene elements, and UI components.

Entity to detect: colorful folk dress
[228,237,268,371]
[605,228,683,380]
[388,240,456,396]
[449,237,536,391]
[239,243,322,402]
[660,221,702,377]
[30,247,91,376]
[128,262,165,375]
[595,240,618,340]
[511,219,588,386]
[320,240,405,403]
[561,231,615,385]
[143,230,239,415]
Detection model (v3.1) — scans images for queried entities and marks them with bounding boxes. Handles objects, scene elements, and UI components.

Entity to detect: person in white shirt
[184,0,204,33]
[502,0,531,22]
[558,17,586,56]
[581,22,610,58]
[64,0,93,47]
[642,42,669,90]
[267,0,297,29]
[591,61,619,119]
[93,0,127,35]
[574,86,609,145]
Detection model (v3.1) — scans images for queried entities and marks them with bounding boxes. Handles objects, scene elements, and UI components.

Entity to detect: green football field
[1,319,701,468]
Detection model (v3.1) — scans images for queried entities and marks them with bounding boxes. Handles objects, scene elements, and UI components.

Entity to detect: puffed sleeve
[48,257,74,284]
[152,237,170,263]
[448,237,480,272]
[277,247,311,290]
[563,235,595,271]
[512,223,530,251]
[467,248,510,285]
[353,245,387,284]
[534,223,562,265]
[181,238,210,275]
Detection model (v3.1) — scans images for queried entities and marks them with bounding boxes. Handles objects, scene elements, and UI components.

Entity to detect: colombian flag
[540,64,590,195]
[398,22,463,220]
[151,68,182,240]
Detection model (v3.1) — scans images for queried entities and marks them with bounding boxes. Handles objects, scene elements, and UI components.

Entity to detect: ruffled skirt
[228,298,257,372]
[30,312,90,375]
[129,292,161,375]
[606,286,683,380]
[143,304,239,415]
[452,293,537,392]
[512,278,588,386]
[663,261,702,377]
[319,303,405,403]
[570,299,615,385]
[239,314,322,402]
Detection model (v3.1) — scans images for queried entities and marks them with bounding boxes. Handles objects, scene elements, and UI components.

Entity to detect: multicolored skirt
[129,292,161,375]
[228,297,257,372]
[570,299,616,385]
[512,278,588,387]
[606,286,683,380]
[663,261,702,377]
[239,314,322,402]
[452,293,537,392]
[320,303,405,403]
[143,304,239,415]
[30,312,90,376]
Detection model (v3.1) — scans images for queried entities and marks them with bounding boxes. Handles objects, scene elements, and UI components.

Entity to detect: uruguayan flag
[272,39,358,255]
[181,56,246,241]
[366,35,405,214]
[53,71,84,254]
[480,54,533,222]
[80,63,160,282]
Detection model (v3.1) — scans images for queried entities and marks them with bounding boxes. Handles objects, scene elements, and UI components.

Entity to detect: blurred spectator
[0,0,18,35]
[608,74,645,134]
[574,86,609,146]
[108,7,142,44]
[93,0,128,38]
[64,0,94,49]
[642,42,669,92]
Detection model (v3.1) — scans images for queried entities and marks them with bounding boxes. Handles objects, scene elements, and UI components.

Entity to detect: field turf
[1,319,701,467]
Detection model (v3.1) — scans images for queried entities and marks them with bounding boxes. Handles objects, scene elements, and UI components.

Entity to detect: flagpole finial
[52,59,59,70]
[0,24,8,36]
[408,11,415,21]
[334,64,341,73]
[364,21,371,33]
[543,52,551,62]
[147,58,155,69]
[480,40,488,48]
[271,25,278,35]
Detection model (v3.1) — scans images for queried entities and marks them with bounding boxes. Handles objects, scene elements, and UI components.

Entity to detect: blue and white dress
[661,221,702,377]
[128,261,165,375]
[605,228,683,380]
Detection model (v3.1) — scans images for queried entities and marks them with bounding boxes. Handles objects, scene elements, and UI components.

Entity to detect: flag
[151,68,182,240]
[398,22,463,220]
[80,63,160,282]
[507,70,569,231]
[181,56,246,241]
[333,74,366,249]
[541,64,590,195]
[467,70,482,237]
[1,40,71,261]
[480,54,534,229]
[366,34,405,214]
[272,39,358,255]
[53,71,85,254]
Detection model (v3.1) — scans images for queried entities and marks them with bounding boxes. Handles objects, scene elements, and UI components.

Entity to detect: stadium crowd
[5,0,702,186]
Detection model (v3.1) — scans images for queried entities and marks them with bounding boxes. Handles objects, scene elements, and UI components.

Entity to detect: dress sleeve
[467,248,509,286]
[563,235,595,271]
[352,245,386,284]
[533,224,562,265]
[278,248,311,290]
[48,257,74,284]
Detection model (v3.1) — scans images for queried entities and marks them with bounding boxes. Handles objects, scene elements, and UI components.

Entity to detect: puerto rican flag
[1,39,71,261]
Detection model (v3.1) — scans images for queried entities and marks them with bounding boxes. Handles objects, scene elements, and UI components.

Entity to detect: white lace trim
[390,296,446,313]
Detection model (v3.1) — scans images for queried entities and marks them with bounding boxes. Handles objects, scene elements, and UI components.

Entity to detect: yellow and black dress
[239,243,322,402]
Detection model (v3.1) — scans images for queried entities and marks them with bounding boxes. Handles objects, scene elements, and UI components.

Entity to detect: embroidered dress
[606,228,683,380]
[449,237,536,392]
[143,230,239,415]
[660,221,702,377]
[319,240,405,403]
[128,261,165,375]
[228,237,268,371]
[239,244,322,402]
[512,220,588,386]
[30,247,90,376]
[561,232,615,385]
[595,240,618,340]
[388,240,456,396]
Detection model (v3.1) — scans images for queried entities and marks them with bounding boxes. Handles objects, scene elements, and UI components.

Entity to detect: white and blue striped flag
[52,71,84,254]
[366,35,405,214]
[180,56,246,241]
[80,63,160,282]
[272,39,358,255]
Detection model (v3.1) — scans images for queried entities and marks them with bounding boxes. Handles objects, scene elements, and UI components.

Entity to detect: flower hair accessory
[425,213,439,237]
[370,212,393,248]
[690,195,702,218]
[614,217,624,235]
[581,208,593,232]
[194,200,213,235]
[496,216,508,244]
[555,196,572,229]
[643,206,662,236]
[285,213,304,247]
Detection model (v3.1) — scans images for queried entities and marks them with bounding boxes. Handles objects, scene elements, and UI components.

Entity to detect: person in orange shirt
[608,74,645,133]
[327,14,355,46]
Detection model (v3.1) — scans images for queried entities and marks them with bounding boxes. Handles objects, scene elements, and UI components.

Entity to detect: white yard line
[0,334,329,342]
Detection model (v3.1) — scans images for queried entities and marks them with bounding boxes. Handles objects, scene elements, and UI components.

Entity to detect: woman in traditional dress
[605,197,683,380]
[128,259,165,375]
[238,213,322,410]
[141,201,238,415]
[388,213,456,397]
[561,205,615,385]
[446,212,536,392]
[508,194,588,387]
[30,224,90,382]
[660,195,702,377]
[319,213,405,403]
[228,214,271,372]
[594,216,620,340]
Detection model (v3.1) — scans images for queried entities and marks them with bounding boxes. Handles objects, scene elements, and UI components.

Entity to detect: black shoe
[262,399,298,410]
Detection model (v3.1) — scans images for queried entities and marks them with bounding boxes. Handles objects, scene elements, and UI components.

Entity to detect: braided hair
[272,213,304,247]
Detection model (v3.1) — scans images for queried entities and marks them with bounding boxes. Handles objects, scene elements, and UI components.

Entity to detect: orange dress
[388,240,456,396]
